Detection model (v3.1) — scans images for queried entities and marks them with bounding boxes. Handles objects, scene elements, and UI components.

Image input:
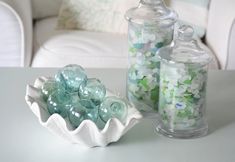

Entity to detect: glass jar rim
[125,0,178,27]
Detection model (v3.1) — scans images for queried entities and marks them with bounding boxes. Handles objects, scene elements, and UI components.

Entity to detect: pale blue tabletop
[0,68,235,162]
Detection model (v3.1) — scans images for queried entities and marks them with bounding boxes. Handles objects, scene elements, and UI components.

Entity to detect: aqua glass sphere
[80,99,98,122]
[41,79,62,101]
[55,64,87,93]
[47,89,72,118]
[68,99,98,128]
[99,96,128,123]
[79,78,106,105]
[68,103,86,128]
[79,99,97,109]
[69,92,80,104]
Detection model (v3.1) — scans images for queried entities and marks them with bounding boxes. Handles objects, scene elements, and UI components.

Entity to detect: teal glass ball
[99,96,128,123]
[41,79,62,101]
[80,100,98,122]
[47,89,72,118]
[79,99,97,110]
[79,78,106,105]
[68,99,98,128]
[68,103,86,128]
[55,64,87,93]
[69,92,80,104]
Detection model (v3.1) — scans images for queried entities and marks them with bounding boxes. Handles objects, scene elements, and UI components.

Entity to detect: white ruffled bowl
[25,77,142,147]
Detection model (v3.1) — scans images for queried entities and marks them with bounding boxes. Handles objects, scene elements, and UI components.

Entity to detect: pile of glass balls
[41,65,128,129]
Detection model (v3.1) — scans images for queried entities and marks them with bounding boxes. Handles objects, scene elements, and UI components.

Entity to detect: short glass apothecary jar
[125,0,177,112]
[156,25,212,138]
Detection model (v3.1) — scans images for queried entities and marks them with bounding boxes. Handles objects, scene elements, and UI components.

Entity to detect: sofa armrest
[0,0,33,67]
[0,1,23,66]
[206,0,235,70]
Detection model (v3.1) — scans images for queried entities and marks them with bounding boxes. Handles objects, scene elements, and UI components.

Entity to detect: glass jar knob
[178,25,194,41]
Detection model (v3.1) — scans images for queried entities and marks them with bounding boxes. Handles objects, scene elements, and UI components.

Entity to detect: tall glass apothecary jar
[125,0,177,112]
[156,25,212,138]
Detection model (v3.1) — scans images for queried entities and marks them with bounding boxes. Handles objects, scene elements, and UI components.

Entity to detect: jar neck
[140,0,164,5]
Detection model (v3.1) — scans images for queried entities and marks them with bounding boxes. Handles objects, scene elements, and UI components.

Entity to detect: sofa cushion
[32,17,218,69]
[32,0,62,19]
[206,0,235,69]
[227,19,235,69]
[0,2,24,67]
[33,17,61,51]
[57,0,209,37]
[32,17,128,68]
[56,0,138,34]
[166,0,210,38]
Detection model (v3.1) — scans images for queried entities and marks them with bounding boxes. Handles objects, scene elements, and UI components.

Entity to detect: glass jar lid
[125,0,178,27]
[157,25,212,65]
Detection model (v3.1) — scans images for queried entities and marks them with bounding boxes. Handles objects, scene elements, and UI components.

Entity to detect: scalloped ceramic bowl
[25,77,142,147]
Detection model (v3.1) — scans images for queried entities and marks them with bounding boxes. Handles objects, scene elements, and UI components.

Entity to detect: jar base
[155,122,208,139]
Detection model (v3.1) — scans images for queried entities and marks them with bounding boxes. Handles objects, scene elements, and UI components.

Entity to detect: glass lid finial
[157,25,212,65]
[125,0,178,26]
[178,25,194,41]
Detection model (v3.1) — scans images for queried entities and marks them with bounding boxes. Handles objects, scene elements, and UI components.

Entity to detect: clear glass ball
[79,78,106,106]
[99,96,128,123]
[41,79,62,101]
[55,64,87,93]
[47,89,72,118]
[68,99,98,128]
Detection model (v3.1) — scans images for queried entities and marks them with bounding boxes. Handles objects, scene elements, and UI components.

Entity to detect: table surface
[0,68,235,162]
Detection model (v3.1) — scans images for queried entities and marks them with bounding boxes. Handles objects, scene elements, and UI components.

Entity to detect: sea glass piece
[125,0,177,112]
[55,64,87,93]
[159,63,208,129]
[79,78,106,106]
[99,96,128,123]
[156,25,212,138]
[68,99,98,128]
[47,89,72,118]
[41,79,62,101]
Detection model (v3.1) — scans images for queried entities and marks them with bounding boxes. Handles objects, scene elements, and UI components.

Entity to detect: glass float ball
[80,99,98,123]
[47,89,72,118]
[68,99,98,128]
[41,79,62,101]
[79,78,106,105]
[55,64,87,93]
[79,99,97,110]
[68,103,86,128]
[69,92,80,105]
[99,96,128,123]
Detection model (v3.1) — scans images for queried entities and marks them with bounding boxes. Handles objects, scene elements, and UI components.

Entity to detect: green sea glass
[159,63,208,129]
[99,96,128,123]
[156,25,211,138]
[125,0,177,112]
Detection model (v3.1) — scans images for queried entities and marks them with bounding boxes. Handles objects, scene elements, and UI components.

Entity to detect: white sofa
[0,0,234,69]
